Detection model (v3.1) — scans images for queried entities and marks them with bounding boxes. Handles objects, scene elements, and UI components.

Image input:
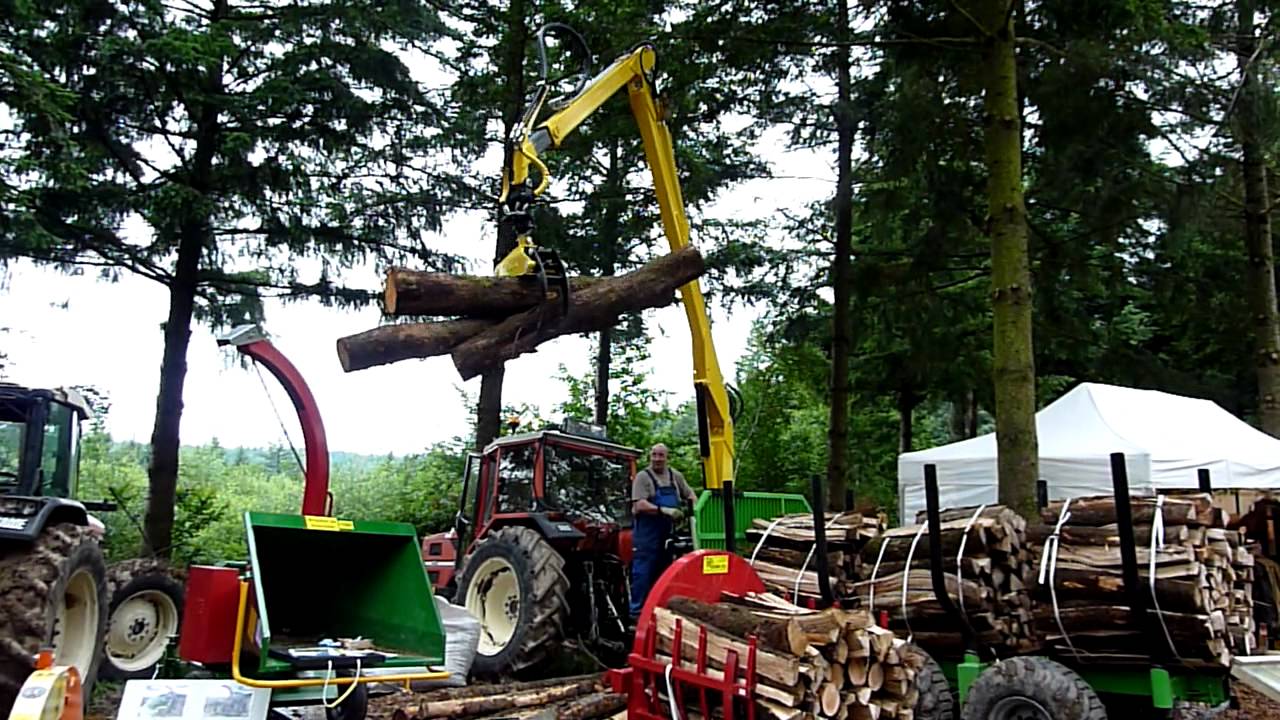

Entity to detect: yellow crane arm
[505,43,734,491]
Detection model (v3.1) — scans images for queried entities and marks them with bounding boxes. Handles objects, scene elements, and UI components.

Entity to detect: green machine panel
[243,511,445,675]
[693,490,813,551]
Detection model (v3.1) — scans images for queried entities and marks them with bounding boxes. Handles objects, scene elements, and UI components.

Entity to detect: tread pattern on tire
[0,524,108,715]
[101,558,186,680]
[912,647,956,720]
[961,656,1107,720]
[455,526,570,677]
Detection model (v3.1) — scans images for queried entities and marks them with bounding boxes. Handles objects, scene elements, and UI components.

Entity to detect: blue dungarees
[629,471,681,618]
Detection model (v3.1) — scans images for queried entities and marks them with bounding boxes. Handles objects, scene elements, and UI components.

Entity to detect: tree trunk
[143,225,202,558]
[826,0,854,513]
[474,0,529,452]
[973,0,1038,520]
[950,390,978,440]
[1235,0,1280,436]
[338,319,496,372]
[594,141,623,427]
[666,597,810,656]
[144,32,222,558]
[897,389,917,453]
[383,271,598,317]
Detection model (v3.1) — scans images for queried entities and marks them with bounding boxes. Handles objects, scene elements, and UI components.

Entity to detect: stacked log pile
[848,505,1038,658]
[1027,493,1256,667]
[1226,529,1259,653]
[379,674,626,720]
[743,512,885,602]
[655,593,926,720]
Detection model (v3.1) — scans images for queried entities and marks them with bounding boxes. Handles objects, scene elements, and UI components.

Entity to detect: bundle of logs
[654,593,926,720]
[849,505,1039,658]
[336,247,707,380]
[380,674,626,720]
[1027,493,1257,667]
[743,512,885,602]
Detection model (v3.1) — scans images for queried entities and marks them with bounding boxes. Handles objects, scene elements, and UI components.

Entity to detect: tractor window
[542,445,631,526]
[40,402,76,498]
[0,420,22,493]
[496,444,536,514]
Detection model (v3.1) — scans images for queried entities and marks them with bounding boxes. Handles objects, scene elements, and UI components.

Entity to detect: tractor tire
[101,559,185,679]
[912,648,956,720]
[0,524,108,716]
[961,656,1107,720]
[455,526,570,678]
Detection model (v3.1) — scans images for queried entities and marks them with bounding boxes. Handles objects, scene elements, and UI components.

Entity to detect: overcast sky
[1,130,832,456]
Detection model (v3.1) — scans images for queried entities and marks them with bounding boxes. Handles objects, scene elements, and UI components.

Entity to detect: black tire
[913,648,957,720]
[325,681,368,720]
[0,524,108,716]
[454,526,570,678]
[961,656,1107,720]
[101,559,185,679]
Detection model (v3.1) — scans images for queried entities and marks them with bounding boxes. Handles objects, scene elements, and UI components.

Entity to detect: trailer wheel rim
[52,567,100,679]
[465,556,520,656]
[106,589,181,672]
[990,696,1053,720]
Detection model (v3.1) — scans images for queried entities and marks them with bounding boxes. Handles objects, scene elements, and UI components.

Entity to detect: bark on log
[383,269,601,317]
[407,674,601,701]
[451,247,705,380]
[1027,522,1180,547]
[337,319,495,372]
[1041,495,1212,526]
[526,692,627,720]
[667,597,811,656]
[337,247,704,375]
[405,676,600,717]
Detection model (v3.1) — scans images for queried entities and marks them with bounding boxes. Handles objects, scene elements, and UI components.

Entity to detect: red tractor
[421,420,687,677]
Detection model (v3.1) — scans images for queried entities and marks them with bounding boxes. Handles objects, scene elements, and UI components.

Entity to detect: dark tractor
[422,420,663,677]
[0,383,108,715]
[0,384,185,718]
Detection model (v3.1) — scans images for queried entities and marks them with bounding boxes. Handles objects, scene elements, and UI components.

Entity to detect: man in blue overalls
[629,443,697,620]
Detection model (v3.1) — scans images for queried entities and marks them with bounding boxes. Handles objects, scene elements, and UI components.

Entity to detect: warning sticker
[304,516,355,531]
[702,555,729,575]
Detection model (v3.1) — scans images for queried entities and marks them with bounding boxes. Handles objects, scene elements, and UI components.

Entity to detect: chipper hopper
[176,511,449,718]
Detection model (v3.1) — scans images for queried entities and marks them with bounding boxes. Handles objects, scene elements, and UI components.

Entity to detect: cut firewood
[399,676,600,718]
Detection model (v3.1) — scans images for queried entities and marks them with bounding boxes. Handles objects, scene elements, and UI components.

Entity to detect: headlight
[0,497,40,517]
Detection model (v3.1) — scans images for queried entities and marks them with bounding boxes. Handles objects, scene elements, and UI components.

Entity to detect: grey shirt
[631,466,696,504]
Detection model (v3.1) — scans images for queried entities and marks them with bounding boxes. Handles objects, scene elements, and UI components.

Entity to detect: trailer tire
[101,559,184,679]
[912,648,956,720]
[455,526,569,678]
[0,524,108,716]
[961,656,1106,720]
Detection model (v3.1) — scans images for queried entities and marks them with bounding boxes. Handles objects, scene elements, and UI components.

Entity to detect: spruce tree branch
[948,0,993,38]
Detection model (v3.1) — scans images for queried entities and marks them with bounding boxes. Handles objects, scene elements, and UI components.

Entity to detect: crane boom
[498,40,735,495]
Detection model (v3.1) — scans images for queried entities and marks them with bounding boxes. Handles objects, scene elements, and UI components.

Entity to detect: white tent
[897,382,1280,521]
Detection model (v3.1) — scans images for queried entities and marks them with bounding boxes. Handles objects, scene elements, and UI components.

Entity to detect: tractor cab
[424,420,641,591]
[0,383,94,538]
[421,420,648,674]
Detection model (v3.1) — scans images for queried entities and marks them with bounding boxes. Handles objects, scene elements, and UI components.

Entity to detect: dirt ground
[1215,683,1280,720]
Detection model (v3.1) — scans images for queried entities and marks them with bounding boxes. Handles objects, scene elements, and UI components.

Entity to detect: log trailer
[913,456,1255,719]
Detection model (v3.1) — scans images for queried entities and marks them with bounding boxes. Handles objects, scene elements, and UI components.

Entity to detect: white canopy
[897,382,1280,521]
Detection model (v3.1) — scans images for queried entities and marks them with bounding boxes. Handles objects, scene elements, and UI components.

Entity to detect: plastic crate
[692,490,812,552]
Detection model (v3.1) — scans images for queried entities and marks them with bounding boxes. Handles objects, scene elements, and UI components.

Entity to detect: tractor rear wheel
[455,526,570,678]
[102,559,184,679]
[0,524,108,716]
[961,656,1107,720]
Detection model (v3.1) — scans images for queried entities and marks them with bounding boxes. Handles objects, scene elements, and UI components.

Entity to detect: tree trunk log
[667,597,811,656]
[450,247,705,380]
[383,269,601,316]
[1040,495,1211,526]
[337,319,496,372]
[405,677,600,718]
[528,692,627,720]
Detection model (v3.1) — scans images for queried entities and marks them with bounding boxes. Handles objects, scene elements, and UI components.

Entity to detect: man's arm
[632,472,661,515]
[674,470,697,502]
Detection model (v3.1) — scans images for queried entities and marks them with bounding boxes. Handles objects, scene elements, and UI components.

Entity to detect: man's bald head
[649,443,669,472]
